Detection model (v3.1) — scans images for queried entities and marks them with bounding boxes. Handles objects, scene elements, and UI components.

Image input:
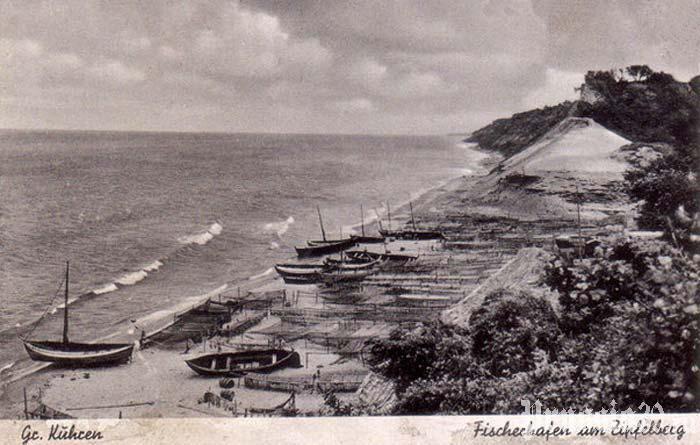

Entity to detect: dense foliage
[467,65,699,160]
[624,141,699,250]
[465,102,574,158]
[576,66,698,146]
[353,239,700,415]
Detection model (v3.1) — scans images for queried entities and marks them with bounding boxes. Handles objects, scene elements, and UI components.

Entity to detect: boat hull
[379,229,444,240]
[295,239,356,257]
[350,235,386,244]
[23,341,134,366]
[185,349,302,377]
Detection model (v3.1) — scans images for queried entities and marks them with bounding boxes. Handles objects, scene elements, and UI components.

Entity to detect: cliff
[467,67,699,159]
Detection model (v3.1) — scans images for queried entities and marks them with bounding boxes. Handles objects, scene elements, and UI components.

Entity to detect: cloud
[0,0,696,133]
[87,60,146,84]
[189,2,332,79]
[521,68,582,109]
[348,58,389,87]
[331,98,375,113]
[122,36,152,53]
[158,45,181,60]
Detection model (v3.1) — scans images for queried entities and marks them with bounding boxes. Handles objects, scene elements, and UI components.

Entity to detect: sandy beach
[0,121,634,419]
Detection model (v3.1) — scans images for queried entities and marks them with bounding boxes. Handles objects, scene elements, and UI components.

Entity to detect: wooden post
[575,181,583,259]
[23,387,28,420]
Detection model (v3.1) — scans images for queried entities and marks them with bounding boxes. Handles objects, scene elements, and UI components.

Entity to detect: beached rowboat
[185,349,302,377]
[24,341,134,366]
[22,261,134,366]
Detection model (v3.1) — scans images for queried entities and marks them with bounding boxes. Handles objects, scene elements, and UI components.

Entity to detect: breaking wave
[179,222,223,245]
[249,267,275,280]
[263,216,295,237]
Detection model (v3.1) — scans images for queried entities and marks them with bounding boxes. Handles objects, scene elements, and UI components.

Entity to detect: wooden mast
[375,208,384,232]
[409,201,417,231]
[316,206,327,242]
[387,202,392,232]
[62,261,69,345]
[360,204,365,237]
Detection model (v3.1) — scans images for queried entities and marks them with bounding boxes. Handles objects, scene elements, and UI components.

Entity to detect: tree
[626,65,653,81]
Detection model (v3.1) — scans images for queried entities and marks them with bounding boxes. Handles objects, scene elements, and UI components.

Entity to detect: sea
[0,130,483,381]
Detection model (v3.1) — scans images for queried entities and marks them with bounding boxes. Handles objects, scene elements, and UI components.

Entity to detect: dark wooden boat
[351,235,386,243]
[346,250,419,263]
[320,269,374,284]
[22,262,134,367]
[295,238,356,257]
[296,206,356,257]
[307,238,355,246]
[378,201,444,240]
[185,349,302,377]
[351,204,385,243]
[378,229,445,240]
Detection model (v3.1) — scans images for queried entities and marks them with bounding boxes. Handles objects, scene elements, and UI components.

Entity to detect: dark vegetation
[356,239,699,415]
[465,102,574,158]
[468,65,699,158]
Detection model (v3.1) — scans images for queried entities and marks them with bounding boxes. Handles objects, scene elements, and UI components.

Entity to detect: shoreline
[0,141,499,419]
[0,128,633,418]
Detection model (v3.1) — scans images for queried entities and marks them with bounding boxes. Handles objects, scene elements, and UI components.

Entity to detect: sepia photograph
[0,1,698,444]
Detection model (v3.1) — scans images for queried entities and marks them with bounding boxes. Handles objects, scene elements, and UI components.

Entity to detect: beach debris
[219,378,236,389]
[220,390,235,401]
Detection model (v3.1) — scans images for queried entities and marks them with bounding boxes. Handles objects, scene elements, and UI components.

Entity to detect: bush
[469,290,560,377]
[544,238,700,411]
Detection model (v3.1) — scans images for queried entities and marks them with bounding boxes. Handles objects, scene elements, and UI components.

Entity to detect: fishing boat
[274,264,323,284]
[350,204,385,244]
[307,238,355,246]
[320,268,375,285]
[185,348,302,377]
[22,262,134,366]
[378,201,445,240]
[346,250,419,263]
[295,239,356,258]
[325,258,383,271]
[295,206,356,257]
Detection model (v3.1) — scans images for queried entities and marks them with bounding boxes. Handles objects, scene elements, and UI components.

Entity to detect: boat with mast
[21,261,134,366]
[378,201,445,240]
[295,206,355,257]
[350,204,385,244]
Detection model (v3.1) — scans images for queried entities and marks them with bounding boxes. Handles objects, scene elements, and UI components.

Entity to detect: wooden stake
[410,201,417,231]
[23,387,28,420]
[575,182,583,259]
[360,204,365,237]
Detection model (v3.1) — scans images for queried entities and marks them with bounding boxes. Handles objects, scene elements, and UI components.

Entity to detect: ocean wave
[0,361,15,374]
[249,267,275,280]
[116,270,148,286]
[143,260,164,272]
[178,222,223,245]
[263,216,295,236]
[94,283,119,295]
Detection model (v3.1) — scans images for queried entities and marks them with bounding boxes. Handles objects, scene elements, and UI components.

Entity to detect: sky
[0,0,698,134]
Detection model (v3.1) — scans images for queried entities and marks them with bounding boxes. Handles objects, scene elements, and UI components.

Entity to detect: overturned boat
[185,349,302,377]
